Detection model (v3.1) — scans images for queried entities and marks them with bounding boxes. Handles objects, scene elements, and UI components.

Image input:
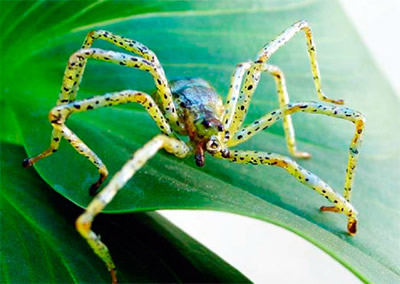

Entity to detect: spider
[23,20,365,283]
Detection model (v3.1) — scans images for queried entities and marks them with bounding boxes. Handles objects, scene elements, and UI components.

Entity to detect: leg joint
[76,213,93,238]
[48,105,69,125]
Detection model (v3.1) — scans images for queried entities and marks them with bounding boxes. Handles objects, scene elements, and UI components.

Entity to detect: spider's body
[23,20,365,284]
[169,77,225,166]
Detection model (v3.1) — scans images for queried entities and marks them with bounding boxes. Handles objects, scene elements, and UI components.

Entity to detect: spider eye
[217,123,224,132]
[202,120,211,128]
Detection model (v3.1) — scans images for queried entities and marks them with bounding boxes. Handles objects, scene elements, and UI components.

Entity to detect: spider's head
[193,117,225,167]
[194,116,224,138]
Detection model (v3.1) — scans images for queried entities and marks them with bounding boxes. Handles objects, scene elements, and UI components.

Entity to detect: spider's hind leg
[222,61,310,159]
[264,64,311,159]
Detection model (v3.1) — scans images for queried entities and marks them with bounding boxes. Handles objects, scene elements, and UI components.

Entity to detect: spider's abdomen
[169,77,225,137]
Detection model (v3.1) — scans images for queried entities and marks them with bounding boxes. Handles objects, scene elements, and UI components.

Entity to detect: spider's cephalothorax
[23,21,365,284]
[169,77,225,166]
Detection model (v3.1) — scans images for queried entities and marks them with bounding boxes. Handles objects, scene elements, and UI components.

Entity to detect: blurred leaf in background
[1,0,399,282]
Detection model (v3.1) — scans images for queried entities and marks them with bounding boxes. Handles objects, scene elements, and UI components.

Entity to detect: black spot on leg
[87,105,94,110]
[350,148,359,154]
[247,85,253,90]
[73,104,81,109]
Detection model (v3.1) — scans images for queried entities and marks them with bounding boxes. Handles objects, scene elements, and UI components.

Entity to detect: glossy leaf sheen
[0,143,249,283]
[1,0,399,282]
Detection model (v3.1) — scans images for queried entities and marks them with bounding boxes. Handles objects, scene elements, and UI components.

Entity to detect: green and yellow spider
[23,20,365,283]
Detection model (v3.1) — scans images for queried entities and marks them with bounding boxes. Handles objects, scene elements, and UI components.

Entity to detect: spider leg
[25,90,173,195]
[23,33,181,169]
[223,61,310,158]
[76,134,189,283]
[23,46,180,185]
[263,64,311,158]
[61,30,176,122]
[228,102,365,203]
[58,47,178,124]
[81,29,162,66]
[218,102,365,234]
[213,149,358,235]
[256,20,344,105]
[223,20,344,139]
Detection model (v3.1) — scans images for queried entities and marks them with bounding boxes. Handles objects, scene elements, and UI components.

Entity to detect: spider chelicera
[23,20,365,283]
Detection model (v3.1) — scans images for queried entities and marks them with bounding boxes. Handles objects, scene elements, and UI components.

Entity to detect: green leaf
[0,143,250,283]
[1,0,399,282]
[0,101,22,145]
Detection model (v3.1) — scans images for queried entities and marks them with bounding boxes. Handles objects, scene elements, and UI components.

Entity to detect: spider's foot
[320,94,345,105]
[292,151,311,159]
[22,157,34,168]
[320,205,340,213]
[347,217,357,236]
[320,206,357,236]
[110,268,117,284]
[89,183,100,196]
[89,173,107,196]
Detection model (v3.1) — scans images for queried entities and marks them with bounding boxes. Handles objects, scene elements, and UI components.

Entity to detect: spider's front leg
[76,135,189,284]
[256,20,344,105]
[24,35,181,193]
[223,20,346,157]
[217,102,365,234]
